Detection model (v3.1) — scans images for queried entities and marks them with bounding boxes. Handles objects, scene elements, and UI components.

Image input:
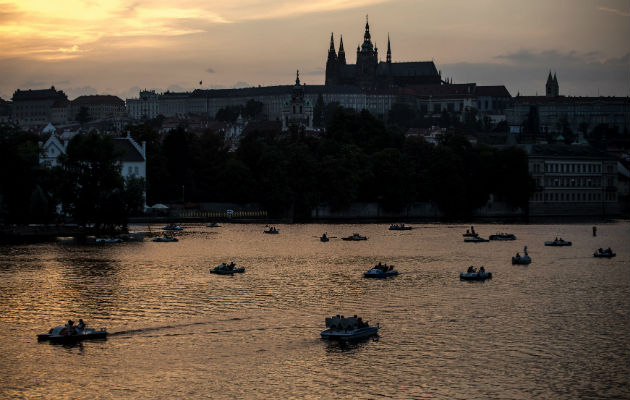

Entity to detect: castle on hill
[325,17,443,89]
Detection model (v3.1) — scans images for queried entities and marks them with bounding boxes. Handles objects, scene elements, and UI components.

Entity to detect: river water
[0,222,628,399]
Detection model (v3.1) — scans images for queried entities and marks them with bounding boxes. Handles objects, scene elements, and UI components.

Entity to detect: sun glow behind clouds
[0,0,389,60]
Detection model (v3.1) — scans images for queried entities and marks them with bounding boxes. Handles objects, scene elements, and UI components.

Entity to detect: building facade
[70,95,126,122]
[527,144,619,216]
[282,71,314,131]
[11,87,68,128]
[126,90,159,120]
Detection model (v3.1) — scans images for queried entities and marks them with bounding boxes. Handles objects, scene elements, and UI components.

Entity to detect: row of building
[3,18,628,218]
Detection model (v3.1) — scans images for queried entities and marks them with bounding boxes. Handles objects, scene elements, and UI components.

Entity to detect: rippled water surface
[1,222,628,399]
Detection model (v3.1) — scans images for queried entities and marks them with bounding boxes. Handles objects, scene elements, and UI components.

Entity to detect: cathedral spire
[328,32,337,61]
[295,69,300,86]
[338,35,346,64]
[386,33,391,63]
[364,15,371,42]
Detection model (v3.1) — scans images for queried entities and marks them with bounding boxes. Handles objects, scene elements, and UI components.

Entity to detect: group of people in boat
[265,226,278,233]
[466,265,486,274]
[59,319,87,335]
[465,226,476,235]
[219,262,237,270]
[329,315,370,331]
[374,262,395,272]
[596,247,613,254]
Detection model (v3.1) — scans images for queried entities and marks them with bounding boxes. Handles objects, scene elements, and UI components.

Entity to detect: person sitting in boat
[388,265,394,271]
[467,266,476,273]
[598,248,604,254]
[65,320,76,335]
[479,266,485,274]
[77,319,85,330]
[471,226,475,234]
[515,252,521,259]
[555,237,558,242]
[606,247,612,254]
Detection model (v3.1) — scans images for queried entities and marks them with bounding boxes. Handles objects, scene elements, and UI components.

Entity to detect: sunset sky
[0,0,628,100]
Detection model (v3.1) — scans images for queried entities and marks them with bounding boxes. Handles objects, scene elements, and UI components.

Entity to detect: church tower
[325,33,338,85]
[386,33,391,63]
[355,16,379,88]
[338,35,346,65]
[546,71,559,97]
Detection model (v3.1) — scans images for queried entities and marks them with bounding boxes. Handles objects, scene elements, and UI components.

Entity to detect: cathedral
[325,17,443,89]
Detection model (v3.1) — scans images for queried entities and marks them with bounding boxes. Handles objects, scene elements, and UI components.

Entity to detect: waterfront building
[506,73,630,137]
[40,133,146,184]
[527,144,619,216]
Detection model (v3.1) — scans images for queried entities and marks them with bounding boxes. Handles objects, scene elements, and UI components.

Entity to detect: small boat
[460,268,492,281]
[320,233,329,242]
[206,222,221,228]
[512,245,531,265]
[152,235,178,242]
[593,248,616,258]
[389,224,412,231]
[264,227,279,234]
[320,315,379,340]
[464,236,489,243]
[211,263,245,274]
[544,239,571,246]
[95,238,122,243]
[489,233,516,241]
[37,323,107,342]
[162,224,183,231]
[364,264,398,278]
[342,233,368,241]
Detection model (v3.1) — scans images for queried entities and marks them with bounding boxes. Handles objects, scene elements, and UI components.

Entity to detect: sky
[0,0,628,100]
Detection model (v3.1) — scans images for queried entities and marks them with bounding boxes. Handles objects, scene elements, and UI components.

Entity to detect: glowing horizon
[0,0,628,99]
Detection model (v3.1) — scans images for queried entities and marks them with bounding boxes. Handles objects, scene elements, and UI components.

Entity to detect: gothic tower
[355,16,379,88]
[386,33,391,63]
[325,33,338,85]
[338,35,346,65]
[546,71,559,97]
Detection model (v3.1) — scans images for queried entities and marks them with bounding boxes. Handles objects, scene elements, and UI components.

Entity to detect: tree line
[130,106,534,219]
[0,105,535,226]
[0,126,144,231]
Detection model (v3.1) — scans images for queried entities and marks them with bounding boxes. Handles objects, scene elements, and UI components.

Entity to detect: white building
[40,133,146,184]
[126,90,159,120]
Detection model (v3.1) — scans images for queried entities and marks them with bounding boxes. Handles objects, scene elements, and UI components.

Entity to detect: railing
[174,210,268,218]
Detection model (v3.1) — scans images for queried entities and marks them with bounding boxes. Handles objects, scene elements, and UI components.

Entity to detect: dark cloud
[495,49,600,65]
[232,81,250,88]
[604,52,630,65]
[64,86,99,99]
[20,80,48,88]
[206,68,215,73]
[441,50,630,97]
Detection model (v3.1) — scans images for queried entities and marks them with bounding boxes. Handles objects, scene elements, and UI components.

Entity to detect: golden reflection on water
[0,222,628,399]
